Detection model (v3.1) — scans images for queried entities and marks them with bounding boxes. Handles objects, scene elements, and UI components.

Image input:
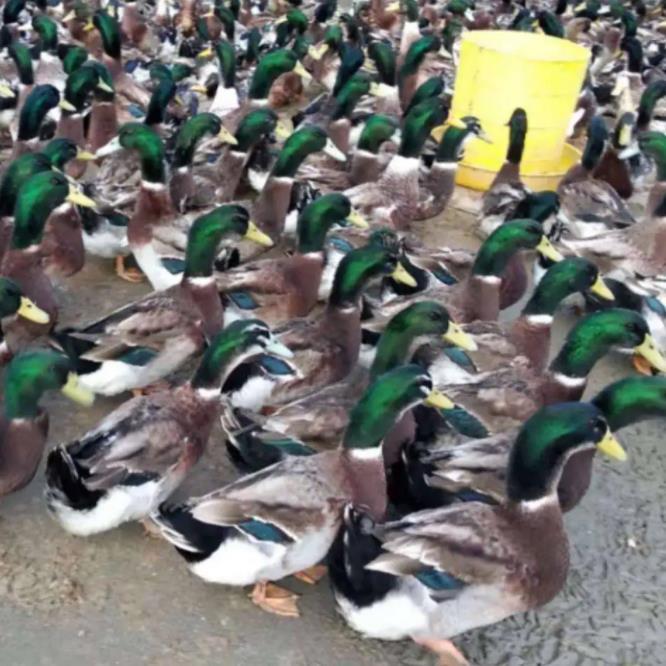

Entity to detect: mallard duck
[559,131,666,282]
[401,375,666,515]
[419,116,490,219]
[593,110,635,200]
[13,84,73,157]
[52,205,269,396]
[0,350,93,496]
[361,220,563,333]
[252,124,345,239]
[225,301,474,471]
[0,277,50,363]
[427,308,666,436]
[0,170,96,329]
[398,35,442,110]
[328,402,625,664]
[480,107,529,236]
[557,116,635,239]
[192,40,240,118]
[152,364,453,618]
[31,14,66,86]
[345,97,447,230]
[45,318,292,536]
[453,256,614,377]
[216,193,368,324]
[169,111,239,212]
[636,79,666,133]
[248,235,416,406]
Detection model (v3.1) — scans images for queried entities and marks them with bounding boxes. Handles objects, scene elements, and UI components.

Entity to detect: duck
[479,107,529,237]
[169,111,240,212]
[0,170,96,331]
[398,35,442,111]
[242,235,416,406]
[52,205,269,397]
[361,219,564,333]
[457,256,614,375]
[1,350,94,497]
[327,402,625,665]
[345,97,448,230]
[593,110,635,200]
[45,318,293,536]
[400,374,666,515]
[557,115,635,239]
[426,308,666,437]
[31,14,66,86]
[252,124,346,240]
[216,192,368,325]
[0,276,50,364]
[224,301,475,471]
[558,131,666,282]
[152,364,453,618]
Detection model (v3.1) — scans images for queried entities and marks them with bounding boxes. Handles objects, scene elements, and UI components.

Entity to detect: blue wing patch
[443,347,477,373]
[117,347,159,367]
[128,103,145,118]
[262,437,316,457]
[257,354,295,376]
[237,519,293,543]
[328,236,354,253]
[431,267,457,285]
[161,257,186,275]
[441,406,490,439]
[414,567,466,592]
[646,296,666,317]
[228,291,259,310]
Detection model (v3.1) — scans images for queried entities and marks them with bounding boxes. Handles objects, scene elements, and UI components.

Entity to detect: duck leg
[115,255,144,283]
[131,380,172,398]
[249,581,300,618]
[412,637,470,666]
[292,565,327,584]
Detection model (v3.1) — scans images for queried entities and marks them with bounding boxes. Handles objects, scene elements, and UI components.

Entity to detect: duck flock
[1,0,666,662]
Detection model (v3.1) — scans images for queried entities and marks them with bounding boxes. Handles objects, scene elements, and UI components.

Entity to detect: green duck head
[331,72,371,121]
[96,123,166,183]
[234,108,279,152]
[638,131,666,182]
[0,152,52,217]
[399,97,447,158]
[371,301,477,379]
[275,9,308,46]
[311,23,343,60]
[343,364,453,450]
[0,277,49,324]
[32,14,59,54]
[399,35,441,80]
[191,319,292,390]
[144,78,177,126]
[93,11,122,60]
[249,49,305,100]
[332,44,364,96]
[536,10,564,37]
[215,40,236,88]
[292,35,313,62]
[17,84,62,141]
[434,116,490,164]
[506,107,528,165]
[637,80,666,129]
[272,125,343,178]
[592,376,666,431]
[42,137,95,169]
[357,114,399,154]
[63,66,101,114]
[61,45,89,75]
[367,41,396,87]
[507,402,625,503]
[549,308,666,379]
[81,60,115,101]
[12,171,96,249]
[472,219,563,279]
[508,191,560,224]
[244,27,262,64]
[2,0,26,24]
[581,115,608,171]
[4,350,94,420]
[405,76,445,115]
[522,257,614,317]
[214,5,236,40]
[8,42,34,86]
[329,236,413,308]
[185,204,272,278]
[296,192,367,254]
[172,112,238,168]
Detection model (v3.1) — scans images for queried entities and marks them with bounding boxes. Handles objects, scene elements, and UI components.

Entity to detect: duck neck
[89,101,119,152]
[181,277,225,338]
[509,315,552,372]
[129,181,174,244]
[327,118,350,154]
[463,274,501,322]
[349,150,381,185]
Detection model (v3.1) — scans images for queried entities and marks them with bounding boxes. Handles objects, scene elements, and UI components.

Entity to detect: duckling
[1,350,93,496]
[46,319,293,536]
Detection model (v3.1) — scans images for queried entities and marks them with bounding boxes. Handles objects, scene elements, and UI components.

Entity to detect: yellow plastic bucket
[450,31,590,191]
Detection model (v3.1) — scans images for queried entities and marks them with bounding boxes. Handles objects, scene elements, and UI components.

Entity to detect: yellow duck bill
[391,262,418,288]
[443,321,477,351]
[536,236,564,263]
[590,276,615,301]
[424,389,455,410]
[634,334,666,374]
[595,428,627,461]
[67,185,97,208]
[244,221,274,247]
[17,297,50,324]
[61,373,95,406]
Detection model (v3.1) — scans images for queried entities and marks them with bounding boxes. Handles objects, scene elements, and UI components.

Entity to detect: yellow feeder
[451,31,591,191]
